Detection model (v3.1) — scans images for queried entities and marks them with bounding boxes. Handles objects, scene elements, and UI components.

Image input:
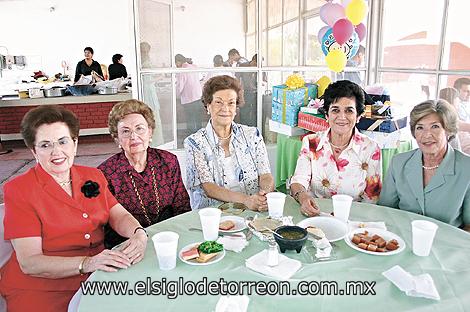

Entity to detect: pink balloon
[333,18,354,45]
[355,23,367,42]
[320,3,345,27]
[317,26,330,44]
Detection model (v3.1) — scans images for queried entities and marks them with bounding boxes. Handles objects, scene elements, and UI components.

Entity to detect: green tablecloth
[275,134,413,188]
[79,198,470,312]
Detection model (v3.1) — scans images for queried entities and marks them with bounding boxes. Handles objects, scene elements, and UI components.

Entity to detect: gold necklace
[329,141,349,149]
[217,133,232,140]
[129,167,160,226]
[58,179,72,187]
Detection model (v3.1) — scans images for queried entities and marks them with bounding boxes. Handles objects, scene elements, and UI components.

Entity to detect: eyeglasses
[212,99,237,108]
[35,137,75,152]
[118,125,148,138]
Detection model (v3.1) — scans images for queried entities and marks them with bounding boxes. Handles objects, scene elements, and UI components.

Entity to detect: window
[305,16,325,66]
[268,0,282,26]
[283,21,299,66]
[442,1,470,70]
[381,0,444,70]
[268,26,282,66]
[284,0,299,21]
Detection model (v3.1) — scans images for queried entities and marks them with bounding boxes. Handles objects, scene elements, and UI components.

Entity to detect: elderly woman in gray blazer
[378,100,470,231]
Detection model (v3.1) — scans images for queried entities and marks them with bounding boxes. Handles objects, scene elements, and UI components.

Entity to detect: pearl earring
[118,144,122,149]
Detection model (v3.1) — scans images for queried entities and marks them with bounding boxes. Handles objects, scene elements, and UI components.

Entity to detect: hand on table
[299,193,320,217]
[118,231,148,265]
[84,249,131,273]
[245,191,268,212]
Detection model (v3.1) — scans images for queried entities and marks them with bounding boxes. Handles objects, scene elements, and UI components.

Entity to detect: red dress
[0,164,118,312]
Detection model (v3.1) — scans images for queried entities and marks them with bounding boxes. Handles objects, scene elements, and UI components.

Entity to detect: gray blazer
[378,145,470,228]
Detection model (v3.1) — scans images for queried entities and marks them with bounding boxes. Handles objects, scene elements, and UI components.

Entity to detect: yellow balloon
[316,76,332,98]
[325,50,347,73]
[345,0,368,25]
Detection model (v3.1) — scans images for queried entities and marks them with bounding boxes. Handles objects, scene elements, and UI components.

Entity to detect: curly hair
[321,80,365,116]
[108,99,156,139]
[21,105,80,149]
[201,75,244,109]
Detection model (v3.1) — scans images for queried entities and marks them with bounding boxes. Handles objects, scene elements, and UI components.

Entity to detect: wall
[0,0,134,81]
[173,0,245,67]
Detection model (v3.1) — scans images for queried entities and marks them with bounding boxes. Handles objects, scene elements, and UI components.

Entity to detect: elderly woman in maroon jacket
[98,99,190,248]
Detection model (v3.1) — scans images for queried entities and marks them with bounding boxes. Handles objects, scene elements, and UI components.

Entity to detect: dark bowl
[274,225,308,253]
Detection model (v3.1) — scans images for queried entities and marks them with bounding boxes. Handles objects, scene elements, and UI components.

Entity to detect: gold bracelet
[79,256,88,275]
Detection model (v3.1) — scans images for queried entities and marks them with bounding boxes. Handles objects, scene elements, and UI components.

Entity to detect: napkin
[382,265,440,301]
[217,233,248,253]
[215,295,250,312]
[312,237,332,258]
[348,221,387,231]
[248,216,294,241]
[245,249,302,280]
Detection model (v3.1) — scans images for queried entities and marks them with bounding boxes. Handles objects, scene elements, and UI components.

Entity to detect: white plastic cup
[332,194,353,223]
[412,220,438,256]
[198,208,222,241]
[266,192,287,218]
[152,231,179,270]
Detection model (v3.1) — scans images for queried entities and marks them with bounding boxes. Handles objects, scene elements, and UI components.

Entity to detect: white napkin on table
[215,295,250,312]
[382,265,440,301]
[348,221,387,231]
[245,249,302,280]
[217,233,248,253]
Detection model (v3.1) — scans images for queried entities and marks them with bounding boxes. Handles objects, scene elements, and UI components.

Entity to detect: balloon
[355,23,367,42]
[326,50,347,73]
[316,76,332,97]
[321,28,360,59]
[320,3,345,27]
[345,0,368,25]
[333,18,354,45]
[342,0,353,6]
[317,26,330,44]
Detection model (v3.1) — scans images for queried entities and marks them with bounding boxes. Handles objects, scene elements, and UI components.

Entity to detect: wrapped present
[297,112,329,133]
[271,83,318,126]
[356,116,408,133]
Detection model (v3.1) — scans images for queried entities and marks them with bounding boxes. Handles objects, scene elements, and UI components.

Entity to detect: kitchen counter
[0,92,131,107]
[0,92,133,139]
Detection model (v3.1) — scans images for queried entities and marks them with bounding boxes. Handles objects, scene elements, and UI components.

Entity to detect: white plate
[178,242,225,266]
[297,216,348,242]
[344,228,406,256]
[219,216,247,233]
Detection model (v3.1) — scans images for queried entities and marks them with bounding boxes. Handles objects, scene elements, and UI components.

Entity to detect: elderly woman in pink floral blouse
[290,80,382,217]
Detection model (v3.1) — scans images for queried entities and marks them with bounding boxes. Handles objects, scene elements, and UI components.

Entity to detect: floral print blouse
[291,128,382,203]
[184,121,271,209]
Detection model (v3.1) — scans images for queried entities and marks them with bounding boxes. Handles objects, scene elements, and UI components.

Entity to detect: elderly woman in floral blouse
[290,80,382,217]
[99,100,190,248]
[184,75,274,211]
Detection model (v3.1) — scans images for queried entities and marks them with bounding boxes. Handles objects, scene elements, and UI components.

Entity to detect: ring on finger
[302,211,309,217]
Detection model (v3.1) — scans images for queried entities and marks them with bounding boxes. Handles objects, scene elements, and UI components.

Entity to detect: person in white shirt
[453,78,470,122]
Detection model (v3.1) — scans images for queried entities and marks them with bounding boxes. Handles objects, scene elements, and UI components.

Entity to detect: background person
[98,100,190,248]
[453,78,470,122]
[290,80,382,217]
[184,75,274,211]
[74,47,103,82]
[379,100,470,231]
[0,105,147,311]
[175,54,204,136]
[108,54,128,80]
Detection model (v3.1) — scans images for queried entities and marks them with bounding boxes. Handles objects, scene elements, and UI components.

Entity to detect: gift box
[356,116,408,133]
[271,83,318,126]
[297,112,329,133]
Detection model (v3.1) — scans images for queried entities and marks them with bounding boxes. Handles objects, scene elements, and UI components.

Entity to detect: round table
[79,197,470,312]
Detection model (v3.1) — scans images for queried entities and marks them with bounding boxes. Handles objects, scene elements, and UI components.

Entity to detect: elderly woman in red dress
[98,99,190,248]
[0,105,147,312]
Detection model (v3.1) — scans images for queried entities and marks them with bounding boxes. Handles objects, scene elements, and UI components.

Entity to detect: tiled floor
[0,139,120,203]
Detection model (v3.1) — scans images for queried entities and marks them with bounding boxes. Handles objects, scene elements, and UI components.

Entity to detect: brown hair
[21,105,80,149]
[409,100,458,140]
[201,75,244,109]
[108,99,156,139]
[439,87,459,107]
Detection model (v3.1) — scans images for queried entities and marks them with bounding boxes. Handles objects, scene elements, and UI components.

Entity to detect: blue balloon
[321,28,359,60]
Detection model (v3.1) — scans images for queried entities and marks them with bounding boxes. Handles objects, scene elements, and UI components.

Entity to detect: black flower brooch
[81,180,100,198]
